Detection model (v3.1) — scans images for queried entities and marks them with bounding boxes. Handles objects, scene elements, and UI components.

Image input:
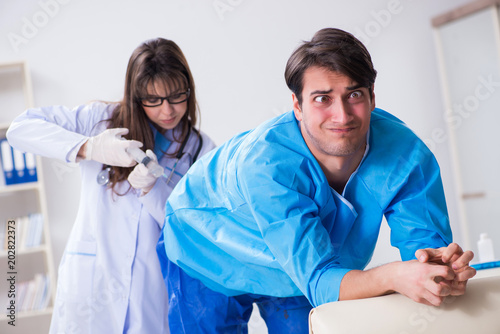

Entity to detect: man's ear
[370,85,376,111]
[292,93,302,121]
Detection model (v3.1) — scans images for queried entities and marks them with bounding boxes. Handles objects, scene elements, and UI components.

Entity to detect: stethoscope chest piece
[97,166,111,186]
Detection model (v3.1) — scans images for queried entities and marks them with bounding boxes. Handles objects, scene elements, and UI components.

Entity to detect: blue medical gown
[159,108,452,307]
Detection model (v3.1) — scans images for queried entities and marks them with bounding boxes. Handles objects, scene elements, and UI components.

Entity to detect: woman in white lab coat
[6,38,215,333]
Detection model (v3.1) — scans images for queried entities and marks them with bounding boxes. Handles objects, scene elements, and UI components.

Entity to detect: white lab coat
[6,102,216,334]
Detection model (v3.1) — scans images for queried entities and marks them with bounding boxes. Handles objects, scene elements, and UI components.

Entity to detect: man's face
[293,66,375,162]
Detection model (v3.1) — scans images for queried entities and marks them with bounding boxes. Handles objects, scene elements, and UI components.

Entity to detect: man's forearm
[338,259,456,306]
[338,263,396,301]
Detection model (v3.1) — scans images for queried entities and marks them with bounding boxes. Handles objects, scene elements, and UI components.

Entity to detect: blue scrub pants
[166,261,312,333]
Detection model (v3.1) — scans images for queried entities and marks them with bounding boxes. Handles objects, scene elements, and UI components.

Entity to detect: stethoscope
[163,126,203,185]
[96,166,112,186]
[96,126,203,186]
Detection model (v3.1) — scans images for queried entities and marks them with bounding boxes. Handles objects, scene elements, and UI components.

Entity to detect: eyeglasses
[139,88,190,107]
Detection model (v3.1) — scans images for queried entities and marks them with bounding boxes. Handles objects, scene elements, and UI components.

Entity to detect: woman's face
[140,81,189,132]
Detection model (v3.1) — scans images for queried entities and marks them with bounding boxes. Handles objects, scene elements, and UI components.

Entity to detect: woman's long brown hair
[103,38,199,195]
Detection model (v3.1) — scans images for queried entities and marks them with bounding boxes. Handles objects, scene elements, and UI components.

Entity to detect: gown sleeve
[384,141,453,261]
[6,102,112,162]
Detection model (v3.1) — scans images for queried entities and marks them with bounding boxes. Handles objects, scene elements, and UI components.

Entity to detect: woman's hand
[81,128,142,167]
[128,149,160,195]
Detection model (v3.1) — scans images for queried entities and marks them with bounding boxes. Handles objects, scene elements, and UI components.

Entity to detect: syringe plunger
[126,147,164,178]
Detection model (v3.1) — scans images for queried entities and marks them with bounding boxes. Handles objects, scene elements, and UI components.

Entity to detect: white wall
[0,0,473,307]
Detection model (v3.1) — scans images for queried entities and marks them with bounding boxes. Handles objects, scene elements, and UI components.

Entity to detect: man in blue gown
[157,28,476,333]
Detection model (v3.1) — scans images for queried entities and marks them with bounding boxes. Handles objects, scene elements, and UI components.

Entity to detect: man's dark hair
[285,28,377,105]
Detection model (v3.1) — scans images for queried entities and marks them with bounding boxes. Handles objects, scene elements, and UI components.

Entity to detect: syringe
[126,147,165,178]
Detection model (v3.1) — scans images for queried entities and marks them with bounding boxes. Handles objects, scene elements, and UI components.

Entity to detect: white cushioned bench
[309,273,500,334]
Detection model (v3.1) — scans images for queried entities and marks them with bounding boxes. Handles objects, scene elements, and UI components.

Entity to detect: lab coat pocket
[58,240,97,300]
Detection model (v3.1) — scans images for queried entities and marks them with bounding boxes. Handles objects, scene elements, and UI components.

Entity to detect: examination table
[309,268,500,334]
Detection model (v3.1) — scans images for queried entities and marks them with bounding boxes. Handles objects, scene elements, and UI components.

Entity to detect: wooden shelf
[0,182,40,194]
[0,61,56,330]
[0,245,48,258]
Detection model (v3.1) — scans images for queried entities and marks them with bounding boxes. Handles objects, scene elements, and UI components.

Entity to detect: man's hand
[391,260,456,307]
[340,260,458,307]
[415,243,476,296]
[339,243,476,307]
